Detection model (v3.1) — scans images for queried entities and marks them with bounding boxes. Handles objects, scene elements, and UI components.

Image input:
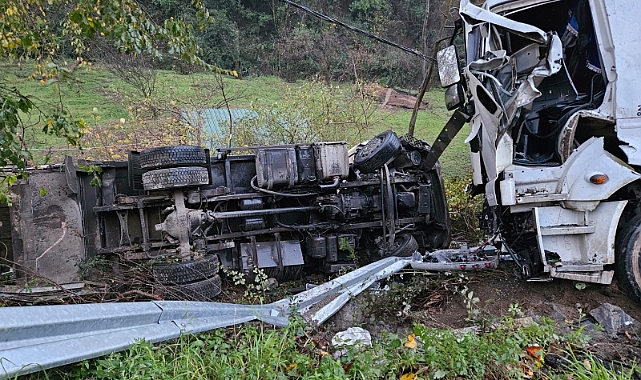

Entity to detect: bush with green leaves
[224,80,380,147]
[0,0,237,198]
[444,174,484,243]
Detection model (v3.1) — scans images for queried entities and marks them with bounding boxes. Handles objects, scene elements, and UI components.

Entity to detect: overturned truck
[2,133,451,300]
[5,0,641,305]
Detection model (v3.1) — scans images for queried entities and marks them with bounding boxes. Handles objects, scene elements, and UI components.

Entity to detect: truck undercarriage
[2,132,451,301]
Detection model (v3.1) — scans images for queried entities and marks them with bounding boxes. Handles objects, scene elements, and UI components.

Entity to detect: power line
[280,0,437,63]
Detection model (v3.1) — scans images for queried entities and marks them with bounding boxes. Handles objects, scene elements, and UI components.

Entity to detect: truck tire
[153,255,220,285]
[615,215,641,303]
[140,146,207,169]
[354,130,402,173]
[161,274,222,301]
[384,233,418,258]
[142,167,209,191]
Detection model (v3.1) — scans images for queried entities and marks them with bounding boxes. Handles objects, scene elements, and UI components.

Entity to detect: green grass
[22,315,618,380]
[4,61,469,176]
[0,61,127,122]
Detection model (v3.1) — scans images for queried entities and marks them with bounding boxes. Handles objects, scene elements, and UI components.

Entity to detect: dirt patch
[322,261,641,363]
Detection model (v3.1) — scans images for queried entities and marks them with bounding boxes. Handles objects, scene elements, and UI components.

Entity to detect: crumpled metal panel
[460,0,548,44]
[285,257,411,325]
[503,138,640,208]
[0,256,410,379]
[534,201,627,270]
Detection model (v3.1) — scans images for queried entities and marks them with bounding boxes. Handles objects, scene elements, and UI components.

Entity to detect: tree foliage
[0,0,236,179]
[183,0,453,86]
[0,0,456,178]
[1,0,213,63]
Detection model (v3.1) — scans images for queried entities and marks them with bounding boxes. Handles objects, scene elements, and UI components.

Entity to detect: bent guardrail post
[280,256,411,325]
[0,256,411,379]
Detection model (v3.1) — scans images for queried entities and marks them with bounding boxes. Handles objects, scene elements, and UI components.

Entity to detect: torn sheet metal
[410,246,499,272]
[460,0,548,44]
[463,29,562,206]
[0,256,410,379]
[534,201,626,274]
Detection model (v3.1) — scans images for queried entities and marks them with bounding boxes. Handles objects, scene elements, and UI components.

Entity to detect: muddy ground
[320,261,641,364]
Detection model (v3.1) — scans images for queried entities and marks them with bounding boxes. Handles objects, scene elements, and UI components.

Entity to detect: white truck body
[448,0,641,293]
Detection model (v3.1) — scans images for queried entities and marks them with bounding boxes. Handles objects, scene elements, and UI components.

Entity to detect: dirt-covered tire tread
[354,130,402,173]
[140,145,207,169]
[385,233,419,258]
[142,166,209,191]
[153,255,220,285]
[161,274,222,301]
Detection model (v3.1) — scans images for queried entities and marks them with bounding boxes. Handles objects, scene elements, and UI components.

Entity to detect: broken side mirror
[445,83,465,111]
[436,45,461,88]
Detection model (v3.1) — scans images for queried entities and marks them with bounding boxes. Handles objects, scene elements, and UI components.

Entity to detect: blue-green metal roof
[183,108,257,149]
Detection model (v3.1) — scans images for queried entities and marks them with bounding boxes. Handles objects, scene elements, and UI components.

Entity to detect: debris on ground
[589,303,639,336]
[331,327,372,359]
[363,84,428,109]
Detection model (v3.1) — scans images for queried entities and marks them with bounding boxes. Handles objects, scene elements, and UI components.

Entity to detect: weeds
[545,348,640,380]
[458,286,481,322]
[227,79,378,148]
[444,175,484,243]
[219,266,274,304]
[25,314,600,380]
[363,272,472,323]
[508,303,525,318]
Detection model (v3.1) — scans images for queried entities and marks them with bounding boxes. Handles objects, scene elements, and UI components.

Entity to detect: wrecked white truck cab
[439,0,641,299]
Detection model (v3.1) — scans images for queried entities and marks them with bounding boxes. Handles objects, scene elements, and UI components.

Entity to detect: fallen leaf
[526,344,543,361]
[285,363,297,371]
[404,334,417,349]
[400,373,416,380]
[434,369,447,379]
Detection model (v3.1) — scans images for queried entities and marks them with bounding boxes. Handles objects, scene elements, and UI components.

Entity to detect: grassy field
[5,62,470,177]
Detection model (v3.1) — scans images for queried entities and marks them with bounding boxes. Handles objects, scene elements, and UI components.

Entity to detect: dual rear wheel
[138,145,221,300]
[140,146,210,191]
[153,254,222,301]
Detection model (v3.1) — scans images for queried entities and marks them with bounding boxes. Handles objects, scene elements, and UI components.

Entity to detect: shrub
[444,174,484,243]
